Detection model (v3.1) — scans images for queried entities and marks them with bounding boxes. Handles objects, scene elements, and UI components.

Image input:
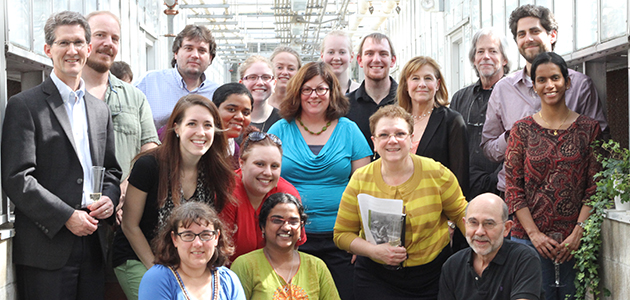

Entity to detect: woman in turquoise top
[268,61,371,300]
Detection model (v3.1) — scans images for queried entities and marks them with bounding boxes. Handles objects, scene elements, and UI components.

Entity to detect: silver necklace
[413,107,434,121]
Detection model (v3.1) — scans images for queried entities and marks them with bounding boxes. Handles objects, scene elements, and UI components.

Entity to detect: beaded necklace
[297,117,331,135]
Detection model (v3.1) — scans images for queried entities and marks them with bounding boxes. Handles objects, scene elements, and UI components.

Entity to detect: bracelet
[576,222,585,229]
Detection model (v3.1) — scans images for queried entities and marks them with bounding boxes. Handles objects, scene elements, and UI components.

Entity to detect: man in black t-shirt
[345,33,397,155]
[438,193,543,300]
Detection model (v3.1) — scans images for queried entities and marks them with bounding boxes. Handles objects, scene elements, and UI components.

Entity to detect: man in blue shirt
[136,25,220,130]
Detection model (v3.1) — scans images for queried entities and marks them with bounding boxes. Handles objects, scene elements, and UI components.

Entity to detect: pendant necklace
[538,111,570,136]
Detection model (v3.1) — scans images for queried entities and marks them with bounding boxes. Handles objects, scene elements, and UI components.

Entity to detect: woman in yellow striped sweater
[333,105,468,299]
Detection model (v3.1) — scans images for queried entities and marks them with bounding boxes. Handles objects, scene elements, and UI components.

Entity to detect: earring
[262,232,265,239]
[298,236,302,241]
[373,151,377,160]
[176,133,179,138]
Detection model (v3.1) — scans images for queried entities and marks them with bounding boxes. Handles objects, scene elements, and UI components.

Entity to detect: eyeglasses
[242,74,274,82]
[301,87,330,96]
[375,132,410,141]
[53,40,87,50]
[246,131,282,146]
[465,219,502,230]
[176,230,218,242]
[269,217,301,228]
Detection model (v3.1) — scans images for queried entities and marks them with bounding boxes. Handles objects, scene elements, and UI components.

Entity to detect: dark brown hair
[144,94,235,212]
[171,25,216,67]
[508,4,558,50]
[397,56,449,112]
[153,202,234,268]
[279,61,349,121]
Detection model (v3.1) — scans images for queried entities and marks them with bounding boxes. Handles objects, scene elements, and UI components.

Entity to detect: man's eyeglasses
[242,74,274,82]
[375,132,410,141]
[465,219,502,230]
[246,131,282,146]
[269,217,301,228]
[176,230,217,242]
[301,87,329,96]
[53,40,87,50]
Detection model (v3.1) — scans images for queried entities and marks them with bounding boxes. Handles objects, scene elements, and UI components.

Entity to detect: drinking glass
[548,232,565,287]
[90,166,105,203]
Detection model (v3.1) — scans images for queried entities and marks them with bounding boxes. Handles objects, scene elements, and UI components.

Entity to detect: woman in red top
[220,129,306,262]
[505,52,601,300]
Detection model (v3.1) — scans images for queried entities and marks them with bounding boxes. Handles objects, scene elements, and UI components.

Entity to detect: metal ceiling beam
[179,4,230,9]
[188,14,234,19]
[195,21,239,25]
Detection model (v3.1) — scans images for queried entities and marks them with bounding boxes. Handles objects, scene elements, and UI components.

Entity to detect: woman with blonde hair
[239,55,281,132]
[268,46,302,109]
[321,30,360,94]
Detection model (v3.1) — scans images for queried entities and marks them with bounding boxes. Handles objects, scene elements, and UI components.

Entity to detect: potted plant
[574,139,629,300]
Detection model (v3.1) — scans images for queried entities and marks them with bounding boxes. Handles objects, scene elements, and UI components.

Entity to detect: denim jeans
[511,236,577,300]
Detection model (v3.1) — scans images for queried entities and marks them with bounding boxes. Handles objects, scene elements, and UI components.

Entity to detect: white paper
[357,194,404,245]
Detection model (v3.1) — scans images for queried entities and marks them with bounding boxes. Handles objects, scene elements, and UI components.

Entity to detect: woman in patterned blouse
[505,52,601,300]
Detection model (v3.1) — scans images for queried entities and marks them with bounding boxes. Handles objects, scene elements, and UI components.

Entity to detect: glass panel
[520,0,535,4]
[492,0,505,35]
[9,0,31,49]
[53,0,69,12]
[601,0,627,41]
[69,0,83,13]
[98,0,110,11]
[34,0,53,55]
[536,0,552,9]
[471,0,480,33]
[86,0,97,13]
[505,0,519,38]
[481,0,491,28]
[553,0,573,54]
[575,0,597,49]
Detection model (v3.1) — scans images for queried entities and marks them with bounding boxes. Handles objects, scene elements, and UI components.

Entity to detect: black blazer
[1,77,121,270]
[416,105,470,198]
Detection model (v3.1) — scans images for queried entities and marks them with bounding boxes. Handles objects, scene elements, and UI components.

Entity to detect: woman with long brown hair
[113,94,235,300]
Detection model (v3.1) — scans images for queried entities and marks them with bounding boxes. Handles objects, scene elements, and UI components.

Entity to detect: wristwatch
[576,222,585,229]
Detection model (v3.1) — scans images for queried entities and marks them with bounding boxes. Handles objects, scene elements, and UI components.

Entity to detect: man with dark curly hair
[480,4,607,196]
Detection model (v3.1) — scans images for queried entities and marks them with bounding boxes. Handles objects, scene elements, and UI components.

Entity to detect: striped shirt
[334,154,467,267]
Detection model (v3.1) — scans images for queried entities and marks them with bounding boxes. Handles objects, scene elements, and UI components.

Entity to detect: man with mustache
[451,28,510,200]
[345,33,398,155]
[82,11,160,299]
[438,193,543,300]
[136,25,219,130]
[480,4,607,195]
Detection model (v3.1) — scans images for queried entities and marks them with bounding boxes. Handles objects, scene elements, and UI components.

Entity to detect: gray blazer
[1,76,121,270]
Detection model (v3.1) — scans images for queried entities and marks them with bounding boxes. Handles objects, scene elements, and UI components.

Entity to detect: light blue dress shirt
[50,72,94,207]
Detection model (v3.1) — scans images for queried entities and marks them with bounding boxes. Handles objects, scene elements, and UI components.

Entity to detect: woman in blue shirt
[269,61,371,300]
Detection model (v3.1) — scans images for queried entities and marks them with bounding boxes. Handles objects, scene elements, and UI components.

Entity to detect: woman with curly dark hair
[139,202,245,299]
[113,94,236,299]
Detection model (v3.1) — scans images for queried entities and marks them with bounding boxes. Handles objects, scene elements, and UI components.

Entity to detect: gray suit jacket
[1,76,121,270]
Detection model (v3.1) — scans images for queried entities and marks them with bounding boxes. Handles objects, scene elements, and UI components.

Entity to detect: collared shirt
[481,68,607,191]
[136,66,219,129]
[50,72,94,207]
[105,73,160,179]
[438,239,543,300]
[345,76,398,153]
[450,80,502,199]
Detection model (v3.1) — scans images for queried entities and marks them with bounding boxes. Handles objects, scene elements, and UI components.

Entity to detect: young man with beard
[345,33,398,154]
[83,11,159,224]
[438,193,543,300]
[480,4,607,195]
[450,28,510,199]
[136,25,219,130]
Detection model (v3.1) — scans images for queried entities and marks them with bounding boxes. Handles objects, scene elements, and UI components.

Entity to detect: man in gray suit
[1,11,121,300]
